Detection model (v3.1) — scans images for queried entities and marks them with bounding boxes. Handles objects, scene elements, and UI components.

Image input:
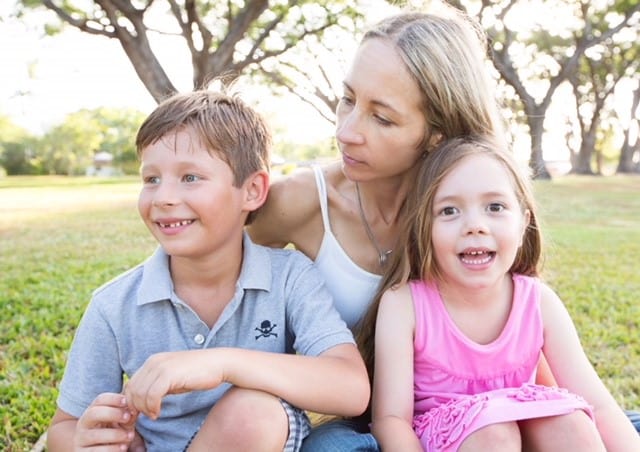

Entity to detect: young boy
[47,90,370,452]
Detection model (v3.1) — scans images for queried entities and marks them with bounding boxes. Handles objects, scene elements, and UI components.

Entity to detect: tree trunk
[527,110,551,179]
[617,82,640,174]
[572,130,596,175]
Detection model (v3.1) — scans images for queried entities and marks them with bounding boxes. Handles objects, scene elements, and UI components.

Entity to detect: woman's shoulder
[249,162,342,248]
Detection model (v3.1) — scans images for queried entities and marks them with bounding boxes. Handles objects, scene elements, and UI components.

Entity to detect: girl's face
[431,154,530,291]
[335,38,426,182]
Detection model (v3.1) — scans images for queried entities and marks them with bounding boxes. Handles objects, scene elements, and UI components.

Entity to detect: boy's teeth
[161,220,192,228]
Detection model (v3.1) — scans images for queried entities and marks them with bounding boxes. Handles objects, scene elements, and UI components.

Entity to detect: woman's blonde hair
[363,6,505,152]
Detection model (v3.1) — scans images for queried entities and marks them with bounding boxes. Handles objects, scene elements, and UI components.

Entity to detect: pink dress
[411,274,593,451]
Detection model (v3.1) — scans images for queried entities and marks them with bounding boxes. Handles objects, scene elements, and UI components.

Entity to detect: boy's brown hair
[136,89,271,188]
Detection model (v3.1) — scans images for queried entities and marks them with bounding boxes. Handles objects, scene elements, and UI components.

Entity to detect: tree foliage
[0,115,39,175]
[569,29,639,174]
[449,0,640,178]
[19,0,364,119]
[11,0,640,175]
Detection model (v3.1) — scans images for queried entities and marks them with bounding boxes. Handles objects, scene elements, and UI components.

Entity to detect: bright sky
[0,2,338,143]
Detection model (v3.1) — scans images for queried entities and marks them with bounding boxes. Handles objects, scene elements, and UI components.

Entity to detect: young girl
[361,136,640,451]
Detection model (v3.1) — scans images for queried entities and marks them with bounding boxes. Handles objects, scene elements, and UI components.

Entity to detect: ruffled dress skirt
[413,384,593,452]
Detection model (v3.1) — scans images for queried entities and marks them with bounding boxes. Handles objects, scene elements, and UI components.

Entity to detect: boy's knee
[189,387,288,451]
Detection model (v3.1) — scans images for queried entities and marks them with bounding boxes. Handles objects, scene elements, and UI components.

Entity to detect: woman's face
[336,38,426,182]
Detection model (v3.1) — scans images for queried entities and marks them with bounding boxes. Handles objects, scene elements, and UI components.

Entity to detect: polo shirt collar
[237,232,272,292]
[136,232,271,306]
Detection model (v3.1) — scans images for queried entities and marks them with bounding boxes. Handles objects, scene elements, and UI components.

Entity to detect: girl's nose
[463,212,489,235]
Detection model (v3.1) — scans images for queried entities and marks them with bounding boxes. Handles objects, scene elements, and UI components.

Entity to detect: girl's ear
[243,170,270,213]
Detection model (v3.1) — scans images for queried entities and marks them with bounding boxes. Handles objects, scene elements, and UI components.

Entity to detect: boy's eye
[183,174,200,183]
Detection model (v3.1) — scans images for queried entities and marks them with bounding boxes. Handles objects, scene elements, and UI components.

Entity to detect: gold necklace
[355,182,392,267]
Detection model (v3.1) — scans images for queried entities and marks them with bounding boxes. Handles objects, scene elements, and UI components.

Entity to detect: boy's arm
[124,342,369,421]
[47,393,138,451]
[540,283,640,451]
[370,285,423,451]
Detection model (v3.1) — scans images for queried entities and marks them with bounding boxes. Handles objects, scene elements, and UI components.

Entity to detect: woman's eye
[339,95,354,106]
[374,115,392,126]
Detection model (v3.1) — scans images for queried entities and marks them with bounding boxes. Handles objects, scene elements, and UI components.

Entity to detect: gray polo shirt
[56,234,354,451]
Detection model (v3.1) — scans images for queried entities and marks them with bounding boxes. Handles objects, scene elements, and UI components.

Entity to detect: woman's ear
[243,170,270,213]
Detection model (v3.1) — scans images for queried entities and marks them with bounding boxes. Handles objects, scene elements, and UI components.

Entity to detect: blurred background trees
[2,0,639,177]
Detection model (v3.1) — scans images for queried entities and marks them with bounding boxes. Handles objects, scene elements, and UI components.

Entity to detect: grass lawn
[1,174,639,450]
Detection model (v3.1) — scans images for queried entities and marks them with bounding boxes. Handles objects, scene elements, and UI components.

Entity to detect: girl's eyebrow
[434,190,512,202]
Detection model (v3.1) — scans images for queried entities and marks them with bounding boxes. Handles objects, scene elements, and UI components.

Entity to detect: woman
[248,5,640,451]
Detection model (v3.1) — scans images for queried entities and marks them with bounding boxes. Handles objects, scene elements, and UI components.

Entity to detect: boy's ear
[243,170,270,212]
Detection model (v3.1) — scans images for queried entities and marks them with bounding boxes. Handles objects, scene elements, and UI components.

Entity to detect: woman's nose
[336,110,365,146]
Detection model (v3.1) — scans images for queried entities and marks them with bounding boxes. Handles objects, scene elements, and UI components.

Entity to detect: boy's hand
[124,350,224,419]
[75,392,140,450]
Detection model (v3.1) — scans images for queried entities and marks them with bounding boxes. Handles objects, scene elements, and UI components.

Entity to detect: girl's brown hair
[355,136,542,421]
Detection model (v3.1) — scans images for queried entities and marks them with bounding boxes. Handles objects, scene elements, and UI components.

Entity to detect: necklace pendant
[379,250,392,267]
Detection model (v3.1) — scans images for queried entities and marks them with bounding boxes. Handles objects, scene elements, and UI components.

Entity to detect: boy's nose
[152,182,179,207]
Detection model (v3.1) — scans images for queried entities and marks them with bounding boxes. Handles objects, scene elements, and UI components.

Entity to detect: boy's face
[138,127,248,260]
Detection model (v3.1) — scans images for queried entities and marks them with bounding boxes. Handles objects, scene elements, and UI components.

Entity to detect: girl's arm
[370,285,423,451]
[124,343,369,421]
[540,283,640,451]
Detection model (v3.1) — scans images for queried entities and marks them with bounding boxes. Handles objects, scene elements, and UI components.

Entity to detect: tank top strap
[312,165,332,233]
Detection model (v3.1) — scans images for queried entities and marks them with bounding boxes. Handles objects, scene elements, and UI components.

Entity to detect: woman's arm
[370,285,423,451]
[540,283,640,451]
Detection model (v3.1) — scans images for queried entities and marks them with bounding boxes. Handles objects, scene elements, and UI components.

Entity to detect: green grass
[1,174,639,450]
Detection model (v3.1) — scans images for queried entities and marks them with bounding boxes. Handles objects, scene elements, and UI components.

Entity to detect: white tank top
[312,166,382,329]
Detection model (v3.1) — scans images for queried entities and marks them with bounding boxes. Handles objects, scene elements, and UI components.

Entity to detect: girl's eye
[143,175,160,184]
[488,203,505,213]
[184,174,200,183]
[440,206,458,216]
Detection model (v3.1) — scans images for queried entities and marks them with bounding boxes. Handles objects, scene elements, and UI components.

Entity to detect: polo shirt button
[194,334,205,345]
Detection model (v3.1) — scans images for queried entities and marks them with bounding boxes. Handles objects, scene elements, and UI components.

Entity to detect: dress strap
[312,165,331,233]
